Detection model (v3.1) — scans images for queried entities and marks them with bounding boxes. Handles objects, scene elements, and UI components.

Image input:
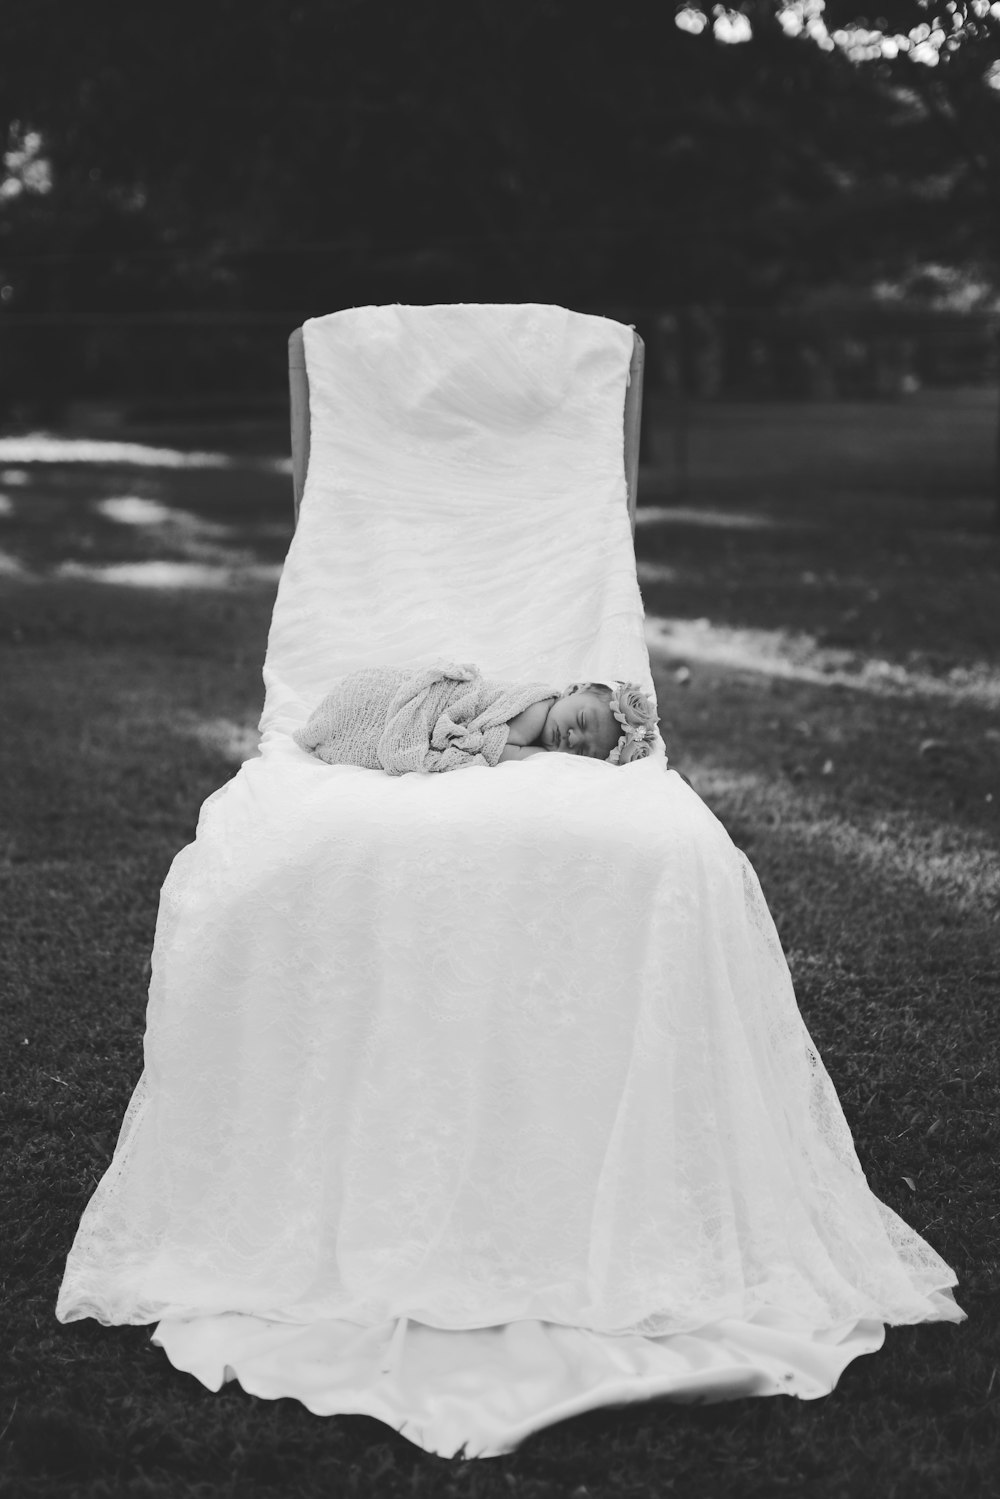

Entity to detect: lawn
[1,389,998,1498]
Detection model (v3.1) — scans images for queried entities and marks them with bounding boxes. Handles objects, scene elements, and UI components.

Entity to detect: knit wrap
[293,661,559,774]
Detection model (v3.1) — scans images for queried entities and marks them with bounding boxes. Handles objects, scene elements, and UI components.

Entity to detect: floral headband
[559,680,661,764]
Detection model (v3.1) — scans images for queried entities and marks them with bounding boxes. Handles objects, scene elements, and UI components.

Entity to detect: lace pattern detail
[57,756,961,1333]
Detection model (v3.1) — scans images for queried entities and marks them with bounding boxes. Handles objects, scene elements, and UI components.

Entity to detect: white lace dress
[55,304,964,1459]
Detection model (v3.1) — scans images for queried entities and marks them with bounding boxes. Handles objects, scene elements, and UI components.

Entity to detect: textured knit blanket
[293,661,558,774]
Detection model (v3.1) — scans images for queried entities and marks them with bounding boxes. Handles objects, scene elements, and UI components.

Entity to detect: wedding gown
[55,304,964,1459]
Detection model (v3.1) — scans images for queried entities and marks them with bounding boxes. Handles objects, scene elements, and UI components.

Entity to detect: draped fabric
[56,305,963,1459]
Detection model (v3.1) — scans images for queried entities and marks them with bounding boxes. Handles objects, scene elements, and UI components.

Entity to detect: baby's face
[542,690,621,760]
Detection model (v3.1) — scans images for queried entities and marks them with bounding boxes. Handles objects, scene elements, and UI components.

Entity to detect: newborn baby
[294,662,659,775]
[500,683,654,764]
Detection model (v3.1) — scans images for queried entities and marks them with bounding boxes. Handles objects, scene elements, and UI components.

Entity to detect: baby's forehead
[565,688,612,711]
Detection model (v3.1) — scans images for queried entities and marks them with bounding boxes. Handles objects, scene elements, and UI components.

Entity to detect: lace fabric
[56,746,960,1334]
[55,304,963,1455]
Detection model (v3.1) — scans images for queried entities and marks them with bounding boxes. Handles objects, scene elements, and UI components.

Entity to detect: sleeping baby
[294,661,660,775]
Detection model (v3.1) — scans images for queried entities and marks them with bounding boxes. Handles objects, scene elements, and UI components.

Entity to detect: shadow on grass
[0,443,293,582]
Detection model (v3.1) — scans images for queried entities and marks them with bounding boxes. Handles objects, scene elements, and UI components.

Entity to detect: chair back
[288,323,644,533]
[262,306,653,739]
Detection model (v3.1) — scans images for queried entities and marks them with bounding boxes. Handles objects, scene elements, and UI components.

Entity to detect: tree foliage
[0,1,996,323]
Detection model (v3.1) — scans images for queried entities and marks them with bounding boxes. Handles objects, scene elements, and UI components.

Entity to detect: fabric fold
[151,1307,897,1459]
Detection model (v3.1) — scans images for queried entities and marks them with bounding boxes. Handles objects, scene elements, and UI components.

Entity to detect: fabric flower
[616,684,658,727]
[618,736,652,764]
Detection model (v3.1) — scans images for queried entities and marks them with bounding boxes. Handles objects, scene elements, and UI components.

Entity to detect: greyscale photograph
[1,4,997,1497]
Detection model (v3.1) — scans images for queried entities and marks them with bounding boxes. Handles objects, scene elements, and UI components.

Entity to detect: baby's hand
[504,697,557,749]
[498,743,549,763]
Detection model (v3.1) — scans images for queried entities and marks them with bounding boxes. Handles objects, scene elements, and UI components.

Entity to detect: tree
[0,1,996,403]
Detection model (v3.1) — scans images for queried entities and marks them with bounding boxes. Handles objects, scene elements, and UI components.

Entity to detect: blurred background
[0,0,998,447]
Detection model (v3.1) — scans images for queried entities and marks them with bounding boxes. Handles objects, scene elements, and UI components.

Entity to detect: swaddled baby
[294,662,660,776]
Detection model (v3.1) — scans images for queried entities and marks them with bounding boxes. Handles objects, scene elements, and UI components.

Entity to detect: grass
[1,390,998,1497]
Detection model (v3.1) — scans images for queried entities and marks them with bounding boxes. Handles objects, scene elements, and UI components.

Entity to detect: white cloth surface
[152,1306,899,1460]
[55,304,964,1457]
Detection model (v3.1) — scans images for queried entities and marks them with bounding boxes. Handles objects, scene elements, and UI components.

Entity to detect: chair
[56,304,962,1461]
